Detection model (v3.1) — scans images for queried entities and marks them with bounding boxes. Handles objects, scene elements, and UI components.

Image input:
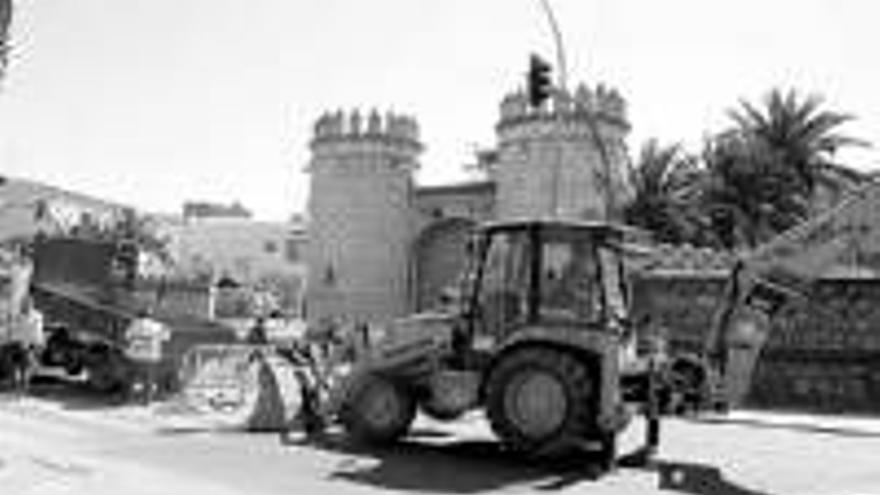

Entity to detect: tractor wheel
[486,348,596,457]
[339,373,416,445]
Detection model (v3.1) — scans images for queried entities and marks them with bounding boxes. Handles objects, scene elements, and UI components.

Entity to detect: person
[8,297,45,394]
[276,339,327,444]
[4,247,40,395]
[246,316,269,345]
[124,308,170,404]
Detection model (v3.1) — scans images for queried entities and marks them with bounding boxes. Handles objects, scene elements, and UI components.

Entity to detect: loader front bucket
[174,344,304,431]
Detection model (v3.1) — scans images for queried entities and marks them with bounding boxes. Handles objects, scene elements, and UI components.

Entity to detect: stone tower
[492,83,631,221]
[306,109,423,325]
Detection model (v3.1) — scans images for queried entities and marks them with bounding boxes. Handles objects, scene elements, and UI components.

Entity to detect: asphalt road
[2,382,880,495]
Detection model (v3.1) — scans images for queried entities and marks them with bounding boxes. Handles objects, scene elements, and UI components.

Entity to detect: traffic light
[527,54,553,108]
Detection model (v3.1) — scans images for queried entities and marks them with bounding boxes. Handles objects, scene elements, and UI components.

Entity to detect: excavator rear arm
[705,179,880,405]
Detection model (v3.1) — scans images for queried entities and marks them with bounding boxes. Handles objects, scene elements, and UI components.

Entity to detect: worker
[3,246,40,395]
[9,297,45,394]
[246,316,269,345]
[276,340,327,444]
[124,307,170,404]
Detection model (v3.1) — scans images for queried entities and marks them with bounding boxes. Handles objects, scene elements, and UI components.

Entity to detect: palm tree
[727,88,866,196]
[699,134,810,249]
[623,139,703,244]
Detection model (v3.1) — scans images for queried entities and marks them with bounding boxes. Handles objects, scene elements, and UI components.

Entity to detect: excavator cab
[460,220,635,352]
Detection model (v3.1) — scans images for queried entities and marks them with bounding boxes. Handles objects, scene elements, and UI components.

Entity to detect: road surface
[2,383,880,495]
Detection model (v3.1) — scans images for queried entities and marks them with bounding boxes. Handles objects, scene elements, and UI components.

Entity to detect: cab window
[477,230,530,334]
[539,235,602,322]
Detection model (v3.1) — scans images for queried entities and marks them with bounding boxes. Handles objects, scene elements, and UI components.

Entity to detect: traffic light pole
[537,0,567,91]
[534,0,618,221]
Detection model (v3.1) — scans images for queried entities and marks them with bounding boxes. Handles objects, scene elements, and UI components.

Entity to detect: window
[599,246,628,322]
[477,230,530,334]
[539,234,601,323]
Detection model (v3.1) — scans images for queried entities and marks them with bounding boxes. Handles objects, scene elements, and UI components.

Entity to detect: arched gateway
[413,217,477,311]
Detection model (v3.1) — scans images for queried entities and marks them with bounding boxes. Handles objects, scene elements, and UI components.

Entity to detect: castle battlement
[496,82,628,132]
[311,109,422,150]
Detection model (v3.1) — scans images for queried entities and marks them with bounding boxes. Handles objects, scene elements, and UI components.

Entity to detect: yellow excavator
[315,180,880,469]
[178,180,880,470]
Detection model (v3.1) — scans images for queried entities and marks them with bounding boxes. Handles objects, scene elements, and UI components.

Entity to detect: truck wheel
[486,348,596,457]
[340,373,415,445]
[87,349,127,393]
[64,359,84,377]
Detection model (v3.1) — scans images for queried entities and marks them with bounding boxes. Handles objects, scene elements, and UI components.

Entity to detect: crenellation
[493,80,631,222]
[349,109,362,135]
[573,83,593,113]
[367,108,382,135]
[311,108,422,148]
[496,81,628,130]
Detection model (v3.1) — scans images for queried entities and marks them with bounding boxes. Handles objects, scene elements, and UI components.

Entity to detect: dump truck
[31,234,237,394]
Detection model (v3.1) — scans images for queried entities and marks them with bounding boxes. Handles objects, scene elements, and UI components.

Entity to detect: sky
[0,0,879,221]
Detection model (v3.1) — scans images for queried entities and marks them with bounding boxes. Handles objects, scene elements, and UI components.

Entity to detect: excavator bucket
[172,344,306,431]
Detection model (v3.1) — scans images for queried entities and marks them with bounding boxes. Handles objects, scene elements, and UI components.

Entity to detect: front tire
[340,373,416,445]
[486,348,597,457]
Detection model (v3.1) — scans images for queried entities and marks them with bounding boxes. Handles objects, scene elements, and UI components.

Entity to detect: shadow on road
[280,432,772,494]
[17,376,130,409]
[318,435,600,493]
[618,447,772,495]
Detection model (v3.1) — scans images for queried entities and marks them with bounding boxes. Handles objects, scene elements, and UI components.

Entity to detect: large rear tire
[340,373,416,445]
[486,347,597,457]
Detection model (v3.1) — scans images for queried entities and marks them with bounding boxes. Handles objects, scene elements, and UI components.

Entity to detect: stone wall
[633,268,880,413]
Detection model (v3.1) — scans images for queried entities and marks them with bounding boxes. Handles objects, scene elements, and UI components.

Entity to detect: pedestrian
[246,316,269,345]
[5,247,40,395]
[9,297,45,395]
[276,341,327,444]
[124,307,170,405]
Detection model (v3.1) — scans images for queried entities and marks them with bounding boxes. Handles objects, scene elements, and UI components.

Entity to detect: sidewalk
[694,409,880,437]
